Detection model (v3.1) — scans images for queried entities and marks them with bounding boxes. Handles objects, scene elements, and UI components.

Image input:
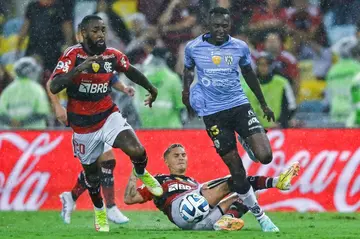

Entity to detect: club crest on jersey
[225,55,233,65]
[92,62,100,72]
[211,55,221,65]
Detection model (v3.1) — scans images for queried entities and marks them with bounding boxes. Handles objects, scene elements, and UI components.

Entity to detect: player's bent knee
[85,173,101,188]
[127,144,145,157]
[255,150,272,165]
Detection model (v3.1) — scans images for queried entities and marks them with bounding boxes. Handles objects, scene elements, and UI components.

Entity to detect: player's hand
[76,55,102,72]
[261,105,275,122]
[144,87,158,108]
[124,86,135,97]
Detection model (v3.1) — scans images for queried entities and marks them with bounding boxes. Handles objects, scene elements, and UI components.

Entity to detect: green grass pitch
[0,211,358,239]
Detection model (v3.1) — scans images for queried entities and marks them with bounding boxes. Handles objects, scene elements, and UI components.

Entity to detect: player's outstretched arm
[241,64,275,122]
[182,67,196,116]
[46,80,67,125]
[112,81,135,97]
[124,174,146,205]
[50,55,101,94]
[124,65,157,107]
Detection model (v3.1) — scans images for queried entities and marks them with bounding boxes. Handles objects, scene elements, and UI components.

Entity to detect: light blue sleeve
[239,44,252,67]
[184,43,195,69]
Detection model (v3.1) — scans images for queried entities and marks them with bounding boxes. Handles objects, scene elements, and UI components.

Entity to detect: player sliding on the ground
[124,144,300,231]
[48,15,163,232]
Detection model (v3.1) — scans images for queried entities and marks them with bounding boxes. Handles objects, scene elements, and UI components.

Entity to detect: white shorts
[170,186,223,230]
[72,112,132,165]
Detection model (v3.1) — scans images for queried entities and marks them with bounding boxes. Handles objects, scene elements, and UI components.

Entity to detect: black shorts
[203,104,265,156]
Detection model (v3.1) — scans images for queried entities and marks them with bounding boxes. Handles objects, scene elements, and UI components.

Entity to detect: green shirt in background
[326,59,360,123]
[135,62,184,128]
[0,77,50,129]
[243,75,289,128]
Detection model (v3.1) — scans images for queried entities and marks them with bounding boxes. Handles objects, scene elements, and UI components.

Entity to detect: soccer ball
[179,193,210,223]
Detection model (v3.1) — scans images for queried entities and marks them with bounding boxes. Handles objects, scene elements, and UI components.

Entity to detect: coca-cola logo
[243,130,360,212]
[0,132,63,210]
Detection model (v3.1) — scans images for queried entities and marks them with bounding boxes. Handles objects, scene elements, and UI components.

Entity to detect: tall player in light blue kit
[182,7,279,232]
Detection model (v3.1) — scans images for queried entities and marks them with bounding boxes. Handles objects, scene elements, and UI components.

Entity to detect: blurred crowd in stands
[1,0,360,129]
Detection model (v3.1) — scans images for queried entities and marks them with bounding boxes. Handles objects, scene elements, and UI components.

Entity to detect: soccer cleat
[94,207,109,232]
[237,135,259,162]
[213,215,245,231]
[107,206,129,224]
[133,169,163,197]
[276,162,300,190]
[59,192,76,224]
[259,215,279,232]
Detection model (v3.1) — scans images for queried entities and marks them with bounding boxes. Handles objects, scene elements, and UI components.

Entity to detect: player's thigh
[200,182,230,207]
[72,131,104,165]
[101,112,144,156]
[192,207,223,230]
[233,104,265,139]
[203,113,236,157]
[97,144,115,164]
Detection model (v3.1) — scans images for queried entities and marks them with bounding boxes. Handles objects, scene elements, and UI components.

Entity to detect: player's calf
[100,159,116,208]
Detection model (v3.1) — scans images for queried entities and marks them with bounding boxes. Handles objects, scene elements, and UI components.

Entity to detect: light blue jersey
[184,34,250,116]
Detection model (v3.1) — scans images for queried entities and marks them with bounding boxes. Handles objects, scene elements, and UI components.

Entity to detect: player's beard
[85,38,106,55]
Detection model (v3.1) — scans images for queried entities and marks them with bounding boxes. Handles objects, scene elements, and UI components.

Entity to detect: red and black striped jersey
[49,44,130,133]
[137,174,199,220]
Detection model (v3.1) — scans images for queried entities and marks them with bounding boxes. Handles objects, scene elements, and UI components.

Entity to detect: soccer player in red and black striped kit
[49,15,163,232]
[124,144,300,231]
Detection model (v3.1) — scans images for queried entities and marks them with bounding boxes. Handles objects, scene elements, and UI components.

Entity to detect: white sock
[237,187,265,221]
[272,177,279,188]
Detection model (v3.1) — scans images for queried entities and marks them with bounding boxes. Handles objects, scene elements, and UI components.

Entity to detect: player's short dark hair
[209,7,230,16]
[163,144,185,159]
[80,15,103,30]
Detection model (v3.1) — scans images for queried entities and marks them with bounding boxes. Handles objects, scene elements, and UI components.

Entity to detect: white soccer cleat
[59,192,76,224]
[259,215,279,232]
[107,206,129,224]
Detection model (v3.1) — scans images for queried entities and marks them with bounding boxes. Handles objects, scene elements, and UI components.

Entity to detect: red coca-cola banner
[0,129,359,211]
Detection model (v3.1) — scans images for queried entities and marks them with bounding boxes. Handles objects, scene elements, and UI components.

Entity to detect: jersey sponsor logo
[248,110,255,117]
[78,82,108,94]
[225,55,233,65]
[168,183,192,192]
[104,62,112,73]
[92,62,100,73]
[248,117,259,126]
[56,60,71,73]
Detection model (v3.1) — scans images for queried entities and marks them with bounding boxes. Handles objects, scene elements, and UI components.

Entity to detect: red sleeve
[287,62,299,81]
[113,49,130,72]
[137,184,153,202]
[49,46,77,81]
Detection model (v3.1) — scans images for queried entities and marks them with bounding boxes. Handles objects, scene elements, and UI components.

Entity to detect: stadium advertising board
[0,129,359,212]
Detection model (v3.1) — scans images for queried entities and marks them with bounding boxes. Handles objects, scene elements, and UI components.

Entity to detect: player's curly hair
[80,15,103,30]
[163,144,185,159]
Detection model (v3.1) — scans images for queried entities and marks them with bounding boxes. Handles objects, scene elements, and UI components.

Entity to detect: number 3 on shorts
[73,139,86,157]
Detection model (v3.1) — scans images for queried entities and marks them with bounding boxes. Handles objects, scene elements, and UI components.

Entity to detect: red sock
[247,176,273,191]
[71,171,87,201]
